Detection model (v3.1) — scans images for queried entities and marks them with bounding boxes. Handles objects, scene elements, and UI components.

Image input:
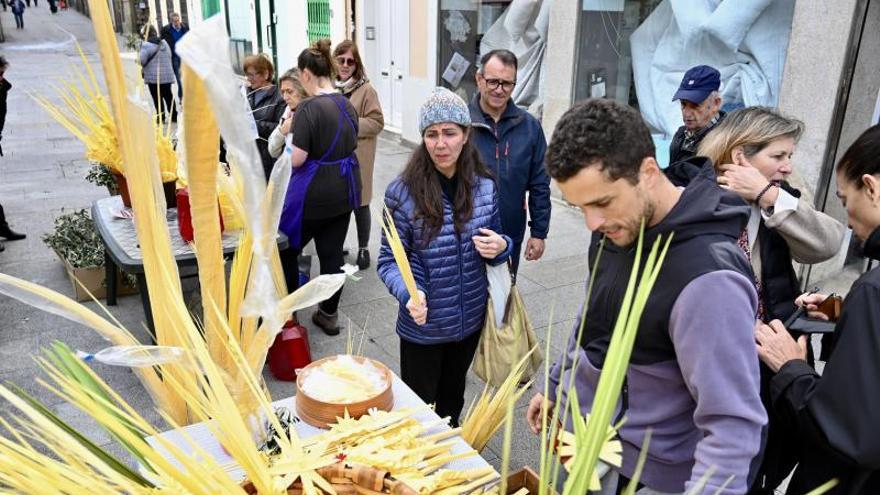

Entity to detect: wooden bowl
[296,355,394,429]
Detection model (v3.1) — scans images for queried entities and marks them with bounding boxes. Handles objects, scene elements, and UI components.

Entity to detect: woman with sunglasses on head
[754,124,880,494]
[278,39,360,336]
[242,54,287,180]
[333,40,384,270]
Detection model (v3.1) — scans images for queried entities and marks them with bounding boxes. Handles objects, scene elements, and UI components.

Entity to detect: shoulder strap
[142,45,160,67]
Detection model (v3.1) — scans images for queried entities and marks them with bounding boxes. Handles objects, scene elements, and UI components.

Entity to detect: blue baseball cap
[673,65,721,104]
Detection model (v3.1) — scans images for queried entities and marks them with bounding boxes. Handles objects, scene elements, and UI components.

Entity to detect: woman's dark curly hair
[546,98,655,184]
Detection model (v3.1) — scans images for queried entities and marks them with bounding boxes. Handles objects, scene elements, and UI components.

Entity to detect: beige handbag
[473,271,543,388]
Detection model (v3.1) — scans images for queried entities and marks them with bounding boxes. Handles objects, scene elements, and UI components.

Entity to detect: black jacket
[248,85,286,179]
[771,226,880,494]
[668,111,725,164]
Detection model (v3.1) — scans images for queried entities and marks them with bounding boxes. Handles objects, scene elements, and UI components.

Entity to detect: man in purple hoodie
[526,99,766,494]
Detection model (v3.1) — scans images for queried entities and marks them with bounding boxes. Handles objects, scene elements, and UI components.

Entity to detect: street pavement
[0,7,591,472]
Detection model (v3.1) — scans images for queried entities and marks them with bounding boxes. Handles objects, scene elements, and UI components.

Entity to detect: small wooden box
[506,466,557,495]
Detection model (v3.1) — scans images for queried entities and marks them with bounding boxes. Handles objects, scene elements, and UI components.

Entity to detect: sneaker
[356,247,370,270]
[312,308,340,336]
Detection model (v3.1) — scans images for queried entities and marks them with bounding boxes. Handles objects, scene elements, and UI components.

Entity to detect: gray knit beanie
[418,87,471,134]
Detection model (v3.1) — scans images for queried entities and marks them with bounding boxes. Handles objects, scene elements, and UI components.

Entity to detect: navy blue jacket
[378,174,512,345]
[469,96,551,247]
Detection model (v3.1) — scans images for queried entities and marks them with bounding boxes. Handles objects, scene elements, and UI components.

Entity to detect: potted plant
[41,209,137,301]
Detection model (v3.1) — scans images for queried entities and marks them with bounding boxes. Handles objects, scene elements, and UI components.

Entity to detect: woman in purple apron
[279,39,361,336]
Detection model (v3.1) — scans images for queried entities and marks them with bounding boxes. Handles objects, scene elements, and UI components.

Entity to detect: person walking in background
[139,25,176,123]
[160,12,189,99]
[468,49,550,275]
[378,88,511,427]
[268,68,308,160]
[667,106,846,494]
[333,40,384,270]
[0,56,27,253]
[279,39,360,336]
[10,0,25,29]
[668,65,725,164]
[754,124,880,494]
[242,54,285,180]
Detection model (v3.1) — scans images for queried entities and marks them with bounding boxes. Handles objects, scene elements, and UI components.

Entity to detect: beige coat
[343,80,384,206]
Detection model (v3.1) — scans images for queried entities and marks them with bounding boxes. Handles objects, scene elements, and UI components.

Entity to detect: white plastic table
[146,371,496,483]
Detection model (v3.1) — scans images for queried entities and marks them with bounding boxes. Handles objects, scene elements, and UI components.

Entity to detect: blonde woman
[268,68,309,159]
[697,106,845,494]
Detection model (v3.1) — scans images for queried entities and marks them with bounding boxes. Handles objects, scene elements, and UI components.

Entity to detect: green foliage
[85,163,117,190]
[42,209,104,269]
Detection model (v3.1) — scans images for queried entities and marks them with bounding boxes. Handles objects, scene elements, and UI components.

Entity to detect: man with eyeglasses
[469,49,551,275]
[669,65,725,165]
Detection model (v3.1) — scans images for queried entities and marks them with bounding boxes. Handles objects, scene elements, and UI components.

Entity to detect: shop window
[307,0,332,43]
[437,0,512,102]
[574,0,661,107]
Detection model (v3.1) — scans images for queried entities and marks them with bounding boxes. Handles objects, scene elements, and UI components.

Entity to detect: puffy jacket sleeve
[377,182,428,305]
[485,179,513,265]
[527,122,551,240]
[771,279,880,468]
[356,83,384,139]
[268,122,285,159]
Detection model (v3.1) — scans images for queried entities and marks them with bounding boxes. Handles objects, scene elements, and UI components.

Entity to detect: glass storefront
[437,0,512,102]
[574,0,661,108]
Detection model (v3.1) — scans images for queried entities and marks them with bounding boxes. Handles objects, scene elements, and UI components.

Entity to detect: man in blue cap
[669,65,724,164]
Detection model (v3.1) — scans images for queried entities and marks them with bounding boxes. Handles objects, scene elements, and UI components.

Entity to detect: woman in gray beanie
[377,87,512,426]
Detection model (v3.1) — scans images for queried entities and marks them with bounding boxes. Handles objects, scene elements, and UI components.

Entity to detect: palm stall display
[0,4,496,494]
[32,43,178,185]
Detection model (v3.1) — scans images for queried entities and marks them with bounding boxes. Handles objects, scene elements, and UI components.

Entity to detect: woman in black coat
[755,124,880,494]
[243,54,286,180]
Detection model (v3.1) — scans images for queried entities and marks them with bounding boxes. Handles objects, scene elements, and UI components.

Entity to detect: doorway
[370,0,409,132]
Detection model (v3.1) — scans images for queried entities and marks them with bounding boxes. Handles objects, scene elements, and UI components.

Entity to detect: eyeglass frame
[478,72,516,92]
[336,57,357,67]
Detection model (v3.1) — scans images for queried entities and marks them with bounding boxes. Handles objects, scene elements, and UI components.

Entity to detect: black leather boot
[0,224,25,241]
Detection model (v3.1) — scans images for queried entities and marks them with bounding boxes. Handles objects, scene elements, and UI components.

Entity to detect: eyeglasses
[481,77,516,92]
[336,57,356,67]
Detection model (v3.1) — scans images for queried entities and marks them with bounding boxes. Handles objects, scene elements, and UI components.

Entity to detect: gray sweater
[139,40,176,85]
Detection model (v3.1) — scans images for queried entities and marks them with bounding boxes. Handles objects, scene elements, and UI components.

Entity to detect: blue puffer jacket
[378,174,513,345]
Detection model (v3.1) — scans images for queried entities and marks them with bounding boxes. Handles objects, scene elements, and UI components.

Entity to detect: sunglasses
[336,57,357,67]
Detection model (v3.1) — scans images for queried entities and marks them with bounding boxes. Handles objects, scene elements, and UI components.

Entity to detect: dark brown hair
[243,54,275,80]
[401,127,492,245]
[837,124,880,188]
[298,38,336,79]
[546,98,654,183]
[333,40,366,81]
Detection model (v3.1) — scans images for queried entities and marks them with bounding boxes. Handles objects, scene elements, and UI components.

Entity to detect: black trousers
[147,82,176,123]
[279,210,351,315]
[399,330,481,427]
[354,204,370,249]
